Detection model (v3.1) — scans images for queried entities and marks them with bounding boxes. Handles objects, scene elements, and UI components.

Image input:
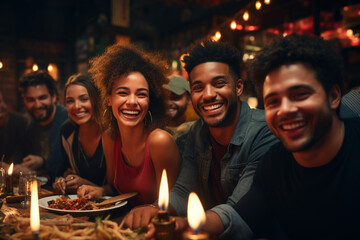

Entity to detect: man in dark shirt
[16,71,68,182]
[0,91,28,166]
[231,34,360,239]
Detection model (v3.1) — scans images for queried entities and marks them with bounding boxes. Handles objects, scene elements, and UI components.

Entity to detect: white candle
[183,192,209,240]
[158,169,169,211]
[30,179,40,238]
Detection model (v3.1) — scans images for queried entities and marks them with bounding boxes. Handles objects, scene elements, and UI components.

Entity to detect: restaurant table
[0,190,186,240]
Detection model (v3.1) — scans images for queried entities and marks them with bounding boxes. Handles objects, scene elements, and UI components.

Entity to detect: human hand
[0,162,9,169]
[13,164,32,176]
[123,205,159,230]
[77,185,104,199]
[21,155,44,170]
[65,175,87,193]
[53,177,66,194]
[64,168,76,177]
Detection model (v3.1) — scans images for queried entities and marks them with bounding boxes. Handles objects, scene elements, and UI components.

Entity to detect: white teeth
[282,122,305,130]
[203,104,222,111]
[75,112,86,117]
[122,110,139,115]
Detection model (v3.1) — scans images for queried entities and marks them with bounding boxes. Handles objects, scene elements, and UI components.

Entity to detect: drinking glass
[18,170,36,195]
[18,170,36,208]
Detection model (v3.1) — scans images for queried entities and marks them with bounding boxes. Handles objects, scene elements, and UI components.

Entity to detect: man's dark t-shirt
[233,118,360,240]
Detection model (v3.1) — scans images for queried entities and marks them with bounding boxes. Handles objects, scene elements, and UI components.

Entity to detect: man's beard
[196,95,238,128]
[32,103,55,123]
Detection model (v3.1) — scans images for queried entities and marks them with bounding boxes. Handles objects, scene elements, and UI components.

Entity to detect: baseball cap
[163,75,190,95]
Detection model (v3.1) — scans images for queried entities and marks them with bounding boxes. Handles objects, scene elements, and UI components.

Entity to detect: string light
[47,64,53,72]
[204,0,272,41]
[212,31,222,41]
[243,11,249,21]
[0,61,3,69]
[32,64,38,71]
[255,1,261,10]
[230,20,237,30]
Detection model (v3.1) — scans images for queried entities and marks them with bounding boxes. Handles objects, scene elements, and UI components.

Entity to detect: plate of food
[39,195,128,217]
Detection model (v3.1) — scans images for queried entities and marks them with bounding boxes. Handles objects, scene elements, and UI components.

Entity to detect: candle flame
[8,163,14,175]
[158,169,169,211]
[187,192,206,233]
[30,179,40,232]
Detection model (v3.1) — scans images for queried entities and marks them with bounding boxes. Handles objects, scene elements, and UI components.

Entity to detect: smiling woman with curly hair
[77,43,180,206]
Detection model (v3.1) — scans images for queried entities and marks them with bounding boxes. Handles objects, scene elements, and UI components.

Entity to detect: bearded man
[18,70,67,182]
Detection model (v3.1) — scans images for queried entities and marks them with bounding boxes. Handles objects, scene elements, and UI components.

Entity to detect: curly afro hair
[250,34,344,99]
[89,43,169,137]
[182,40,242,81]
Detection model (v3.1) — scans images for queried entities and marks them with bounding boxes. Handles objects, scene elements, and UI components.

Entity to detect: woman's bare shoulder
[148,128,175,147]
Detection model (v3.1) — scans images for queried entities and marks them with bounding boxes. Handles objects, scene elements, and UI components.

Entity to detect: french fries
[1,214,145,240]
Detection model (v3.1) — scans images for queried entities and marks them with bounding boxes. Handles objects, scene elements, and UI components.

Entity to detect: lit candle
[152,169,175,240]
[30,179,40,240]
[183,192,209,240]
[6,163,14,195]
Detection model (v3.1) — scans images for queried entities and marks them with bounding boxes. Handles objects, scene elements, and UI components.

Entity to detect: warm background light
[32,64,38,71]
[187,192,206,233]
[0,61,3,69]
[47,64,53,72]
[8,163,13,176]
[264,0,271,5]
[30,179,40,232]
[243,11,249,21]
[158,169,169,211]
[215,31,221,40]
[255,1,262,10]
[230,20,237,30]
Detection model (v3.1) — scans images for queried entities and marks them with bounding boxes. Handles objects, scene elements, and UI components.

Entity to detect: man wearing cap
[163,75,196,156]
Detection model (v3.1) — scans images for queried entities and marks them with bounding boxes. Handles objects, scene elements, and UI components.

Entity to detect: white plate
[39,195,127,217]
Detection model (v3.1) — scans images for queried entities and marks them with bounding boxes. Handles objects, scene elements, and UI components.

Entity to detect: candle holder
[183,229,209,240]
[33,230,39,240]
[152,210,175,240]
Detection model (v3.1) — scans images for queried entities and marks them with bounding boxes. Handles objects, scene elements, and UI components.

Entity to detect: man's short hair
[250,34,344,99]
[182,40,242,81]
[19,70,57,96]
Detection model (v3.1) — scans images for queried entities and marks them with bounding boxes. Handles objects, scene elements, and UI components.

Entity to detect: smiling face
[263,63,335,152]
[189,62,242,128]
[165,92,189,120]
[65,84,93,125]
[23,84,56,123]
[107,72,149,129]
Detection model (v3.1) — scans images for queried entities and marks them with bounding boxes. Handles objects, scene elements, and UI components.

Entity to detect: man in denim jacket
[123,40,277,239]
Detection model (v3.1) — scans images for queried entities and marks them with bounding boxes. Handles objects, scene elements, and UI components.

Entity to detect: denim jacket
[169,101,278,239]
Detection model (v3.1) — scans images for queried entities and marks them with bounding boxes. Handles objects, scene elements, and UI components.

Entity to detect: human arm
[149,129,180,192]
[102,130,116,191]
[20,155,44,170]
[77,131,117,199]
[209,122,277,239]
